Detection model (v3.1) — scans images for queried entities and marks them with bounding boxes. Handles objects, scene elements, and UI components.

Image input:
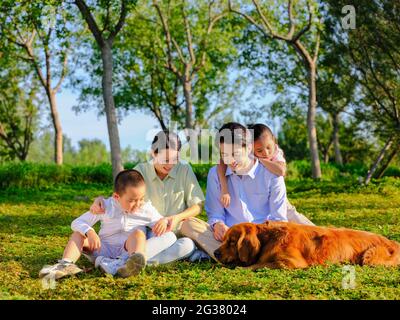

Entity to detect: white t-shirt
[71,197,163,247]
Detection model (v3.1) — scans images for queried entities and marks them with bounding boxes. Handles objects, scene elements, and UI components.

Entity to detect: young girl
[217,123,314,225]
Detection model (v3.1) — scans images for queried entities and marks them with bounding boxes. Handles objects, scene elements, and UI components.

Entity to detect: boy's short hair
[216,122,251,147]
[114,169,145,195]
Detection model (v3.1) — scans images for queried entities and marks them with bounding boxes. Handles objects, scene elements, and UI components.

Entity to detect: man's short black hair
[216,122,251,147]
[114,169,145,195]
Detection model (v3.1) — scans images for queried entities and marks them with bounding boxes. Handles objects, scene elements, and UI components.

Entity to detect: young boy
[39,169,176,280]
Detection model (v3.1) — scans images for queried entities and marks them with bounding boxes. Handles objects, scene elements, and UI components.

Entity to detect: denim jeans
[145,230,196,265]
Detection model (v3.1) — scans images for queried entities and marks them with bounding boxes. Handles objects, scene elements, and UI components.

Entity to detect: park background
[0,0,399,299]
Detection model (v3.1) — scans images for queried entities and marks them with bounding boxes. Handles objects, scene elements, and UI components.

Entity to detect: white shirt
[71,197,164,247]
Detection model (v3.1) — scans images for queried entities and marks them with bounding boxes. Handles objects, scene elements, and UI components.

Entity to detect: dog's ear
[237,226,261,264]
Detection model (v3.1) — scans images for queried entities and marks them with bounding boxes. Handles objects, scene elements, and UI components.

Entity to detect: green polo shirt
[134,161,205,217]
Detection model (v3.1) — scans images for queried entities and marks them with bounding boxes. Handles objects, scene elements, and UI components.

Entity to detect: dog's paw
[361,247,377,265]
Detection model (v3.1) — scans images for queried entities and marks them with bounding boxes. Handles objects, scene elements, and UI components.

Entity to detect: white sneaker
[117,253,146,278]
[39,260,82,279]
[95,256,126,276]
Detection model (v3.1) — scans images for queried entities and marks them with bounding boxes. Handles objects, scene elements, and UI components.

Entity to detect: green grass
[1,179,400,300]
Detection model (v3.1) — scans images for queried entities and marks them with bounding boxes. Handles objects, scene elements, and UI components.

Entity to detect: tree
[327,0,400,183]
[229,0,323,178]
[73,139,109,165]
[0,0,74,164]
[74,0,135,178]
[152,0,232,129]
[316,28,357,165]
[0,89,38,162]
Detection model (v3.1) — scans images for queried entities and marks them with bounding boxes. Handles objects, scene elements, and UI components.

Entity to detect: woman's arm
[258,158,287,176]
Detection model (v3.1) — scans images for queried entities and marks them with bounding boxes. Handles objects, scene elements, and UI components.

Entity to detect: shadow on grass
[0,213,77,237]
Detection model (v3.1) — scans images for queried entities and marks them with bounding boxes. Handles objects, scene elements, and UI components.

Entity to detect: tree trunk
[333,112,343,165]
[323,140,332,164]
[365,136,394,184]
[153,106,167,131]
[101,44,123,179]
[375,146,398,179]
[183,72,193,129]
[307,63,322,179]
[48,90,63,165]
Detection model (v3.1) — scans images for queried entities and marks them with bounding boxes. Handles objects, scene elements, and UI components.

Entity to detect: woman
[90,130,205,264]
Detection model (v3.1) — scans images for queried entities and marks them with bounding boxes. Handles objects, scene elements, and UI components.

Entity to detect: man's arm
[266,175,288,221]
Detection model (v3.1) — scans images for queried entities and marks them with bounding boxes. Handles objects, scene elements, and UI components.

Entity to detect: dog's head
[214,223,261,267]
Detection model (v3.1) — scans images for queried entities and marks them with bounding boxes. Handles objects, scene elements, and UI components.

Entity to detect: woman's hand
[166,215,180,232]
[86,229,101,252]
[213,222,229,242]
[90,196,105,214]
[152,218,169,236]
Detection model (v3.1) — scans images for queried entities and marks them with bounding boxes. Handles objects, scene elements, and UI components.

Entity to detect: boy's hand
[86,229,101,251]
[152,218,169,236]
[90,197,105,214]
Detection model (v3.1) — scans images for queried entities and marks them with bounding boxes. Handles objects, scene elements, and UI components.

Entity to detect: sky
[54,88,161,152]
[48,77,278,153]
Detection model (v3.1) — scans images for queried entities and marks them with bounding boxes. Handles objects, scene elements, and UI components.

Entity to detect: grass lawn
[0,178,399,300]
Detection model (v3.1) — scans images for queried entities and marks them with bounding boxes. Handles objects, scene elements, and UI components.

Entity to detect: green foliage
[1,161,398,191]
[286,160,371,181]
[0,163,113,189]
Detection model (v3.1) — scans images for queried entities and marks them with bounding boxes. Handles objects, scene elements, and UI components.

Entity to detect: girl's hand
[90,197,105,214]
[86,229,101,251]
[152,218,169,236]
[220,193,231,208]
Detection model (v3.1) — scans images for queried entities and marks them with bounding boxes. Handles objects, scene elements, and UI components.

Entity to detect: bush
[383,166,400,178]
[0,163,113,189]
[0,161,398,190]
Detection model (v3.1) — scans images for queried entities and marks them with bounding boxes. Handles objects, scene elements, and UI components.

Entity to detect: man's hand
[90,197,105,214]
[86,229,101,251]
[213,222,229,241]
[152,218,169,236]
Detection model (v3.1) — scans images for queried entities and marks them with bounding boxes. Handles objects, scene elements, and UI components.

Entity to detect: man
[181,122,288,260]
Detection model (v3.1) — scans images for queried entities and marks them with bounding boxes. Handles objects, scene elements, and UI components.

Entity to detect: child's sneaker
[117,253,146,278]
[39,260,82,279]
[95,256,126,275]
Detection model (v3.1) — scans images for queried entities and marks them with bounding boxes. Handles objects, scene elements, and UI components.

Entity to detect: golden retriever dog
[214,221,400,270]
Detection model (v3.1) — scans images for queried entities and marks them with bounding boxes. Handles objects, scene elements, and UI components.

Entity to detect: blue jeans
[145,230,195,265]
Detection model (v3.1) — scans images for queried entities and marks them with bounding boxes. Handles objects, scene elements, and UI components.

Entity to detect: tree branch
[108,0,128,42]
[181,0,195,65]
[153,0,182,76]
[75,0,105,47]
[292,0,312,42]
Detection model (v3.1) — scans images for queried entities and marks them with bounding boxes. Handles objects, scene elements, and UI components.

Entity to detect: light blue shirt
[205,159,288,228]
